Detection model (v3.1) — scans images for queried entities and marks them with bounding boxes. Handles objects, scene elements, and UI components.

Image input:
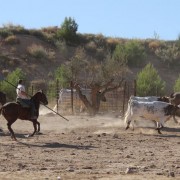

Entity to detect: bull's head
[158,96,170,103]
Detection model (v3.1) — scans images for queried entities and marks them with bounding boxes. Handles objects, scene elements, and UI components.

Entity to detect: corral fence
[29,80,137,117]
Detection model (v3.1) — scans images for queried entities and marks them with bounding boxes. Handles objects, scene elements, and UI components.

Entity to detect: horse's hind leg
[36,121,40,132]
[7,120,17,141]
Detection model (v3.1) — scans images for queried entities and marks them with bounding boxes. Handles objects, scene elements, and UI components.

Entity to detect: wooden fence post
[56,79,59,113]
[134,79,137,96]
[122,81,126,116]
[70,81,74,114]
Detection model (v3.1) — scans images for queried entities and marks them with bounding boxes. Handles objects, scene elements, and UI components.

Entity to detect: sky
[0,0,180,40]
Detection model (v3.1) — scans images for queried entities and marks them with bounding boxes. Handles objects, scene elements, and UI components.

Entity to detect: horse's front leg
[30,121,37,137]
[7,121,17,141]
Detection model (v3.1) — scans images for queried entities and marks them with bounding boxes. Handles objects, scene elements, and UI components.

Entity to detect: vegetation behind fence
[29,80,135,116]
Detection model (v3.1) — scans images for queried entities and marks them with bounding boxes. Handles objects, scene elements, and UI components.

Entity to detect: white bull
[124,100,178,134]
[128,96,177,123]
[129,96,160,102]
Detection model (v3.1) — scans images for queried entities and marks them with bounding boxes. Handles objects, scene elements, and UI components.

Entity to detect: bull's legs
[125,121,131,130]
[7,120,17,141]
[157,127,163,134]
[156,122,163,134]
[165,115,178,124]
[172,115,178,123]
[132,120,135,131]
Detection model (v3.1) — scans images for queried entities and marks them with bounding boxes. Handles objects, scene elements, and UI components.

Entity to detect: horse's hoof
[11,138,17,141]
[36,132,43,135]
[24,134,30,138]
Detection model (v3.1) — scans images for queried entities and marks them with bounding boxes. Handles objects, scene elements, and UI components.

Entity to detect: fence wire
[29,81,135,116]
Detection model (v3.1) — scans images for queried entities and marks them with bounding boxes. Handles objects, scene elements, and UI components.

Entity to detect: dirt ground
[0,106,180,180]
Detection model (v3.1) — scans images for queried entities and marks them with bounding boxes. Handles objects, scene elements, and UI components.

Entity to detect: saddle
[16,98,31,108]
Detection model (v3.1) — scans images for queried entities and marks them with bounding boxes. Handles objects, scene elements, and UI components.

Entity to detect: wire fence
[28,80,136,116]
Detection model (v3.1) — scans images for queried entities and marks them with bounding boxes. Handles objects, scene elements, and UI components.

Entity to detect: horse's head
[32,90,48,105]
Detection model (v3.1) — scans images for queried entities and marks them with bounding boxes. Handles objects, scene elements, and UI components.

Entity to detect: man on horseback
[16,79,37,119]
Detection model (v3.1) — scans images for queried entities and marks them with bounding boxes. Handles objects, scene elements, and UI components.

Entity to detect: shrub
[112,40,146,67]
[27,44,48,59]
[173,74,180,91]
[125,40,146,67]
[0,68,26,100]
[1,23,29,35]
[41,26,58,34]
[94,33,106,47]
[112,43,127,64]
[54,65,70,88]
[155,43,179,67]
[136,63,165,96]
[0,28,13,38]
[85,41,97,53]
[106,38,123,52]
[148,40,162,51]
[55,40,68,57]
[4,35,20,45]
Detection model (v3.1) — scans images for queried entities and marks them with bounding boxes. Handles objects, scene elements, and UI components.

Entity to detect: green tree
[54,47,88,87]
[111,40,146,68]
[125,40,146,67]
[54,48,126,115]
[54,64,71,88]
[112,43,127,64]
[173,74,180,91]
[136,63,165,96]
[0,68,26,100]
[56,17,78,43]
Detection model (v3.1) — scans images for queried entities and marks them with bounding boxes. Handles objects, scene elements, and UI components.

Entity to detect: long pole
[43,104,69,121]
[3,79,69,121]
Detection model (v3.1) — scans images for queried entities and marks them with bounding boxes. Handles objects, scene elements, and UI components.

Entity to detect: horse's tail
[0,107,2,115]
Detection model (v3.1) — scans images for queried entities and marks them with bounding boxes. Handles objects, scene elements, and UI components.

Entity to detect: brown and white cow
[128,95,178,123]
[124,100,179,134]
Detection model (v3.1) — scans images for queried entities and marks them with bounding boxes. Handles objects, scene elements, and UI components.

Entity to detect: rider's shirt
[16,84,28,99]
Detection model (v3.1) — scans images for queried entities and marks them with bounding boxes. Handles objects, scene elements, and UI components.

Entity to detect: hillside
[0,29,179,94]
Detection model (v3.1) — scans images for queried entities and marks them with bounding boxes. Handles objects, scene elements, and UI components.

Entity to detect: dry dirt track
[0,106,180,180]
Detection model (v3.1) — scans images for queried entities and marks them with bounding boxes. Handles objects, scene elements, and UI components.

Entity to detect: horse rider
[16,79,37,119]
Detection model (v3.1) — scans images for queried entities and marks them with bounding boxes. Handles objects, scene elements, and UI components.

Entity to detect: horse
[0,91,6,106]
[0,90,48,140]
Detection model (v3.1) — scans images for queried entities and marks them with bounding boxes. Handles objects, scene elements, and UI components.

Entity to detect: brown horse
[0,90,48,140]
